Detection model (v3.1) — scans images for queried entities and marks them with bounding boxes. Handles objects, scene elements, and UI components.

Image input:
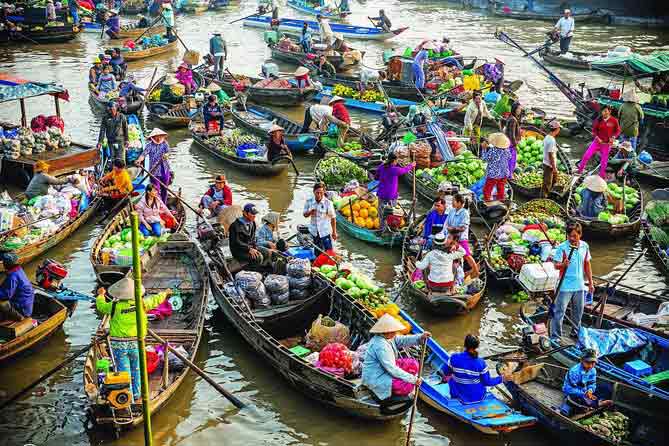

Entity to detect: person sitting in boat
[105,9,121,39]
[299,23,312,54]
[46,0,57,21]
[99,159,133,199]
[422,197,448,244]
[577,175,609,219]
[481,133,512,202]
[361,313,430,404]
[0,253,34,322]
[440,334,510,403]
[96,65,117,96]
[108,48,126,81]
[415,233,464,294]
[96,278,171,403]
[89,57,103,89]
[135,127,172,203]
[119,74,145,101]
[202,94,225,136]
[294,66,312,90]
[137,14,149,28]
[229,203,272,267]
[359,67,386,93]
[375,152,415,230]
[199,174,232,217]
[176,62,196,96]
[159,75,183,105]
[370,9,392,32]
[135,184,175,237]
[25,161,75,199]
[560,349,612,416]
[316,54,336,78]
[266,125,291,162]
[256,211,282,250]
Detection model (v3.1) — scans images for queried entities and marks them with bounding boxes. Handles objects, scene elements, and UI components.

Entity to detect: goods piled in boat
[331,84,386,103]
[335,192,383,230]
[514,171,570,189]
[415,150,486,187]
[1,126,71,158]
[314,157,369,186]
[205,129,263,158]
[100,229,170,265]
[578,411,630,443]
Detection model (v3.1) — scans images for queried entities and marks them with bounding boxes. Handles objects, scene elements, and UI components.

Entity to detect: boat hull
[243,16,406,41]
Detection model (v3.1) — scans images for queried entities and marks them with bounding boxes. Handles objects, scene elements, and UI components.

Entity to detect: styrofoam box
[519,262,560,292]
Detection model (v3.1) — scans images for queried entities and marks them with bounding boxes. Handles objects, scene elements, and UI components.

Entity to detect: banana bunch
[332,83,356,97]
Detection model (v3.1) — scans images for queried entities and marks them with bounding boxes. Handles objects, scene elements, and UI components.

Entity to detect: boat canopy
[0,73,69,103]
[595,51,669,76]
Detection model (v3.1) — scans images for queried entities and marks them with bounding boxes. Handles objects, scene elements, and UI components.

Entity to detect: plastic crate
[624,360,652,377]
[286,247,316,261]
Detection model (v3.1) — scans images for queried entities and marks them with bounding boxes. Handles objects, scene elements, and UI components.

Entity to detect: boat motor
[100,371,132,410]
[36,259,68,290]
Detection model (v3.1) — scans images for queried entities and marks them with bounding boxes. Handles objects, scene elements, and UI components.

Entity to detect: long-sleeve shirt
[228,216,257,261]
[200,184,232,207]
[618,102,644,137]
[481,147,511,179]
[362,334,422,400]
[161,8,175,27]
[106,15,120,32]
[209,36,227,57]
[101,169,133,195]
[504,115,521,147]
[463,99,492,131]
[96,292,166,338]
[562,363,597,399]
[318,19,333,45]
[591,116,621,143]
[135,196,173,228]
[375,163,414,201]
[331,102,350,125]
[412,49,428,70]
[256,223,276,248]
[96,73,117,94]
[0,266,35,318]
[119,82,145,97]
[443,351,502,403]
[578,188,606,219]
[266,138,290,161]
[98,112,128,145]
[141,140,170,177]
[445,207,470,241]
[25,172,69,198]
[415,248,465,284]
[422,209,447,239]
[176,69,196,89]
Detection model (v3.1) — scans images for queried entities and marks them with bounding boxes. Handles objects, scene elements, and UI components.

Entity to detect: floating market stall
[114,24,166,40]
[146,73,204,128]
[120,35,179,62]
[0,8,79,44]
[269,38,362,70]
[87,84,145,115]
[314,156,370,191]
[286,0,351,20]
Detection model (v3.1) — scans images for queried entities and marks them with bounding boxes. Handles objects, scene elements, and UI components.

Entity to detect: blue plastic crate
[624,360,652,377]
[236,147,261,159]
[286,247,316,261]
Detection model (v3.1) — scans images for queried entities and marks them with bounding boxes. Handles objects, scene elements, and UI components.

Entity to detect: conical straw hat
[370,313,406,334]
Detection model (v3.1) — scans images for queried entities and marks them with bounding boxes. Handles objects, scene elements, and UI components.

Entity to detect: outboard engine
[36,259,68,290]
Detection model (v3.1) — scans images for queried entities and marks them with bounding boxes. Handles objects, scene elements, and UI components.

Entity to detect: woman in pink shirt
[175,62,196,95]
[577,106,621,179]
[135,184,175,236]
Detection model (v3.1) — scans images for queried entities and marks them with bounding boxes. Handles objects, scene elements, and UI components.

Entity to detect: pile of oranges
[340,196,381,230]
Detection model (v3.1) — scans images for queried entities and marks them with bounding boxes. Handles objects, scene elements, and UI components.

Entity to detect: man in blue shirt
[0,253,35,321]
[561,349,610,415]
[552,221,594,344]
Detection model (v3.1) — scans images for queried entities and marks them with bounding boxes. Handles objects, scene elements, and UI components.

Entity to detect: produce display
[319,135,372,158]
[334,192,383,230]
[513,171,570,190]
[574,181,638,224]
[148,83,186,102]
[124,35,170,51]
[100,227,170,266]
[318,343,353,373]
[578,411,630,443]
[646,200,669,226]
[415,150,486,187]
[331,84,385,103]
[510,290,529,303]
[207,129,263,158]
[314,157,368,187]
[0,126,71,159]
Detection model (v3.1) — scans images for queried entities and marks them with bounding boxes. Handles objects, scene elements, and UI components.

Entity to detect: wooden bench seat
[0,318,34,339]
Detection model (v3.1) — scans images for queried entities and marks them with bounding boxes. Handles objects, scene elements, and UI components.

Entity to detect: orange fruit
[359,209,369,219]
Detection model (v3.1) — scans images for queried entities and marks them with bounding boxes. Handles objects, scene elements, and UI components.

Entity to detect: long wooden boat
[229,105,319,153]
[505,362,668,445]
[402,215,487,316]
[492,7,610,24]
[270,45,356,70]
[190,122,292,176]
[641,196,669,276]
[88,85,145,115]
[181,1,210,13]
[114,24,166,40]
[243,16,408,41]
[335,207,405,247]
[315,74,425,102]
[123,40,178,62]
[314,87,415,114]
[286,0,351,20]
[540,48,594,70]
[0,25,78,44]
[566,176,643,238]
[0,289,71,363]
[634,161,669,187]
[208,257,413,420]
[208,72,317,106]
[83,234,209,434]
[521,301,669,411]
[146,73,204,127]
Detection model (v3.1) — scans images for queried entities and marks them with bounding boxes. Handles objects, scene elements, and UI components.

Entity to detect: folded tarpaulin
[596,97,669,119]
[0,73,69,103]
[591,51,669,75]
[577,326,648,358]
[426,121,454,162]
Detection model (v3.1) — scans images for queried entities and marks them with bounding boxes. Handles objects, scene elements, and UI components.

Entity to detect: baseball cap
[243,203,259,215]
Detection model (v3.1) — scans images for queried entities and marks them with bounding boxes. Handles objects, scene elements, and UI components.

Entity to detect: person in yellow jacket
[99,159,133,199]
[96,277,170,402]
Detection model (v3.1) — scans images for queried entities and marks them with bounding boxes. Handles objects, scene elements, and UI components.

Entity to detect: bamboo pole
[405,338,427,446]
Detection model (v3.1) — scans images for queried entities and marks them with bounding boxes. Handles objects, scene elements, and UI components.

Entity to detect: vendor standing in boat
[97,101,128,164]
[266,125,291,162]
[504,102,522,179]
[445,193,472,256]
[199,175,232,217]
[542,121,561,198]
[25,161,75,199]
[209,31,227,79]
[362,314,430,403]
[481,133,512,202]
[554,9,575,54]
[370,9,392,32]
[551,221,593,344]
[412,41,434,90]
[303,182,337,251]
[229,203,271,266]
[299,23,312,54]
[160,2,175,40]
[0,253,34,322]
[316,14,334,47]
[464,91,494,146]
[618,89,644,151]
[375,153,415,230]
[135,127,172,203]
[96,278,171,403]
[577,105,620,179]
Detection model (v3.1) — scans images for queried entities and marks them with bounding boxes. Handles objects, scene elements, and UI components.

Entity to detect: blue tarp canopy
[0,73,69,103]
[577,326,648,358]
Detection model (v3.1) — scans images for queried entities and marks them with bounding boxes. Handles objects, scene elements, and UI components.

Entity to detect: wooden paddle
[229,11,262,25]
[405,338,427,446]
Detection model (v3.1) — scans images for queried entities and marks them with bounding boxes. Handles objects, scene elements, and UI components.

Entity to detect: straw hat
[583,175,607,193]
[163,75,178,86]
[619,141,633,152]
[108,277,145,301]
[488,132,510,149]
[178,62,189,70]
[328,95,345,105]
[35,160,50,173]
[262,211,280,226]
[370,314,407,334]
[294,66,310,77]
[206,81,221,92]
[163,3,172,8]
[148,127,168,139]
[433,232,447,246]
[623,89,639,103]
[268,124,284,134]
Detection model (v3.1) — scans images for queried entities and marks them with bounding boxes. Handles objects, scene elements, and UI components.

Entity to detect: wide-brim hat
[495,57,505,65]
[268,124,284,134]
[547,119,562,130]
[206,81,221,92]
[370,314,407,334]
[623,88,639,103]
[433,233,447,246]
[294,66,310,76]
[328,95,345,105]
[163,75,178,86]
[620,141,633,152]
[148,127,167,139]
[108,277,145,301]
[583,175,607,193]
[163,3,172,8]
[488,132,510,149]
[178,62,189,70]
[262,211,280,226]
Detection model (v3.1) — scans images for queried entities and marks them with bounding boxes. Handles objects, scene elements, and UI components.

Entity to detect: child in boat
[452,258,464,288]
[560,349,612,416]
[96,65,117,96]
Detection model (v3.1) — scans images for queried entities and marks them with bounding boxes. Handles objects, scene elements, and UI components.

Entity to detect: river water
[1,2,668,445]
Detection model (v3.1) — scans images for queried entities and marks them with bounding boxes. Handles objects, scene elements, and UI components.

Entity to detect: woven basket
[183,50,200,66]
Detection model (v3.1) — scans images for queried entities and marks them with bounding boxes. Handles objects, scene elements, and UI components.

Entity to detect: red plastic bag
[392,357,420,395]
[319,343,353,373]
[30,115,47,132]
[161,212,177,229]
[124,39,136,49]
[146,350,161,374]
[312,249,338,268]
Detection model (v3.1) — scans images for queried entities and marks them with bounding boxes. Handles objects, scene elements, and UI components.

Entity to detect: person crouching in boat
[25,161,77,199]
[256,211,285,251]
[375,152,415,231]
[0,253,35,322]
[414,233,464,294]
[440,334,510,403]
[481,133,512,202]
[199,175,232,218]
[577,175,610,219]
[99,159,133,200]
[294,66,312,91]
[362,314,431,405]
[202,94,225,136]
[421,197,448,246]
[135,184,176,237]
[105,9,121,39]
[96,278,172,404]
[176,62,197,96]
[609,140,638,178]
[229,203,272,267]
[560,349,612,416]
[266,125,291,162]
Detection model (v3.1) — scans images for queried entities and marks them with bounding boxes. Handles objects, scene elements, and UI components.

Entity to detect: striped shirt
[443,351,502,403]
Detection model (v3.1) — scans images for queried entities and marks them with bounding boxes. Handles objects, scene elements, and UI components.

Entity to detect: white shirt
[555,16,575,38]
[319,19,334,45]
[309,104,334,127]
[415,247,465,284]
[304,196,335,237]
[360,67,380,84]
[463,100,492,131]
[543,134,558,167]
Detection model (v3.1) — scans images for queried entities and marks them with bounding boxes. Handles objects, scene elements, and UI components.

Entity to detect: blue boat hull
[315,88,415,114]
[286,0,350,20]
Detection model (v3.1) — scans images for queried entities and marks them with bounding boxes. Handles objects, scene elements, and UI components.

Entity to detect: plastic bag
[271,291,290,305]
[391,358,419,395]
[289,275,312,290]
[305,315,350,352]
[286,258,312,278]
[264,274,289,294]
[289,288,311,301]
[235,271,267,302]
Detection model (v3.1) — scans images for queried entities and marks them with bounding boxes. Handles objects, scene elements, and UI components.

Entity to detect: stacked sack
[235,271,270,309]
[264,274,290,305]
[287,257,312,300]
[410,141,431,169]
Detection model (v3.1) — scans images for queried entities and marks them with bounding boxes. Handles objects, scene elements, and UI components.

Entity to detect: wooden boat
[146,73,204,127]
[314,87,414,115]
[0,289,71,363]
[634,161,669,187]
[504,362,668,445]
[642,195,669,276]
[492,7,610,24]
[209,72,317,106]
[190,121,292,176]
[566,176,643,238]
[401,215,487,316]
[81,21,103,33]
[0,25,78,44]
[335,207,405,247]
[540,48,594,70]
[181,1,210,13]
[315,74,424,102]
[521,301,669,411]
[114,25,166,40]
[270,45,360,70]
[83,234,209,434]
[88,85,145,115]
[286,0,351,20]
[90,196,187,285]
[229,105,319,153]
[122,40,178,62]
[208,257,413,420]
[243,16,408,41]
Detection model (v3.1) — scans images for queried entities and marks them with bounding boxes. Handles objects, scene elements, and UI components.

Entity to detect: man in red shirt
[577,106,621,179]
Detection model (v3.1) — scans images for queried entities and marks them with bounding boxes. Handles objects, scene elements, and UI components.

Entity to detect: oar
[133,14,163,43]
[0,213,64,239]
[15,30,41,45]
[272,154,299,176]
[592,274,669,301]
[147,329,245,409]
[229,11,262,25]
[405,338,427,446]
[136,164,201,217]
